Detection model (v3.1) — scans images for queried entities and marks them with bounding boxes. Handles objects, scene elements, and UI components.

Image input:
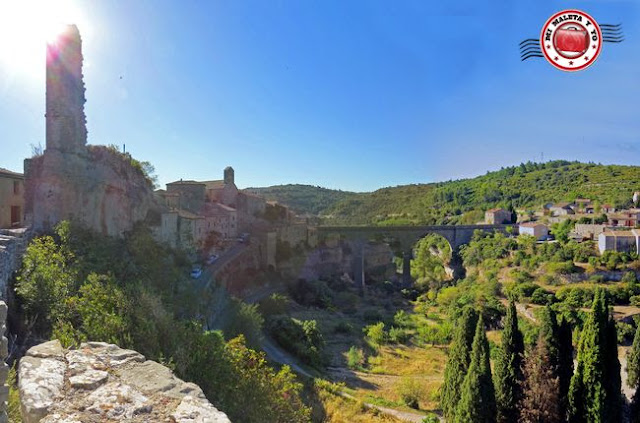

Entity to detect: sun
[0,0,88,80]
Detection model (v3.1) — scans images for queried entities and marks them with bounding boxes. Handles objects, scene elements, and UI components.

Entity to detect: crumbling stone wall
[0,229,28,299]
[0,301,8,423]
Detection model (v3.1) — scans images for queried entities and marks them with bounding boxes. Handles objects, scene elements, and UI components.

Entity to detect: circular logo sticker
[540,9,602,71]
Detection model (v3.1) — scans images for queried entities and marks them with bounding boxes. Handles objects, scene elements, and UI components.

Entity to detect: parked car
[206,254,219,265]
[190,266,203,279]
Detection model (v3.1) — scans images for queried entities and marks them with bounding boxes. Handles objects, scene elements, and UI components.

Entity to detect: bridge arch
[316,224,512,287]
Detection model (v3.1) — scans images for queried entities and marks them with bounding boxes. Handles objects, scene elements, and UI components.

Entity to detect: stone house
[518,222,549,240]
[602,204,616,214]
[574,223,609,240]
[598,230,640,254]
[607,210,640,227]
[549,202,575,217]
[0,168,24,228]
[203,202,238,239]
[485,208,511,224]
[573,198,592,212]
[177,209,207,249]
[165,180,206,214]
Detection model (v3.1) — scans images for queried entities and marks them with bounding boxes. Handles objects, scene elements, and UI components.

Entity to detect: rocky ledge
[19,340,231,423]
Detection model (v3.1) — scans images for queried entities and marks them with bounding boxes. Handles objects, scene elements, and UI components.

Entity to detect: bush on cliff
[14,221,311,423]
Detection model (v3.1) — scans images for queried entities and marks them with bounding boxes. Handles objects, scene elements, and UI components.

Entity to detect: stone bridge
[317,224,512,286]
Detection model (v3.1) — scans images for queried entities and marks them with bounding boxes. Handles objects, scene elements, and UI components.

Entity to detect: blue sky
[0,0,638,192]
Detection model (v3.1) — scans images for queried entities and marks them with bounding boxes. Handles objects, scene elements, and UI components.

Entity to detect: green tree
[494,300,524,423]
[15,231,77,334]
[602,316,622,422]
[410,234,452,290]
[441,307,479,420]
[454,318,497,423]
[59,273,132,347]
[557,316,574,418]
[628,321,640,390]
[567,289,612,423]
[521,333,562,423]
[550,219,575,244]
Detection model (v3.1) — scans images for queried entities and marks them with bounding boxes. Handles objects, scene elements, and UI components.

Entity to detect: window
[13,180,20,195]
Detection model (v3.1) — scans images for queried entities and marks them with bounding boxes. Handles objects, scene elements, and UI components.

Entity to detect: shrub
[347,346,365,370]
[388,326,411,344]
[333,321,353,334]
[622,271,638,284]
[393,310,413,328]
[266,316,325,367]
[397,377,423,409]
[631,295,640,307]
[510,282,539,299]
[546,261,577,275]
[617,321,635,344]
[288,279,334,308]
[416,323,451,345]
[364,322,387,345]
[363,309,383,323]
[224,300,264,348]
[530,287,553,305]
[538,274,560,286]
[258,293,288,317]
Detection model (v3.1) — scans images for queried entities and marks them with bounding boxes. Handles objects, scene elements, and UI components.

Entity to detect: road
[192,241,248,292]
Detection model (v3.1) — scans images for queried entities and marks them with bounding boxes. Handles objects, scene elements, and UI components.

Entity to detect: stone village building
[0,168,24,229]
[485,208,512,224]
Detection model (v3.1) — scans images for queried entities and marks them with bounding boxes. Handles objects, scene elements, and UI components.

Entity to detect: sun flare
[0,0,88,79]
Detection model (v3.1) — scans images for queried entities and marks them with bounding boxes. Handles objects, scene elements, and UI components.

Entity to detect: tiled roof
[177,209,204,219]
[601,230,637,237]
[166,180,205,186]
[487,208,507,213]
[0,167,24,178]
[552,202,572,208]
[203,180,225,190]
[520,222,546,228]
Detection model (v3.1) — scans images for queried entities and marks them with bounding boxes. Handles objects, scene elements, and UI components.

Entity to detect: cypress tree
[631,390,640,423]
[628,321,640,390]
[455,318,497,423]
[557,316,574,419]
[521,333,562,423]
[602,315,622,423]
[494,300,524,423]
[629,322,640,423]
[441,307,478,420]
[567,288,608,423]
[538,306,574,419]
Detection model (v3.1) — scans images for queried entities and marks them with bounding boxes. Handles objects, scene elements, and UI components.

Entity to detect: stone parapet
[18,340,231,423]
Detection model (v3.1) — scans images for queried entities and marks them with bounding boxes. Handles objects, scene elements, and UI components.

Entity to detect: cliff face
[25,147,158,237]
[19,340,231,423]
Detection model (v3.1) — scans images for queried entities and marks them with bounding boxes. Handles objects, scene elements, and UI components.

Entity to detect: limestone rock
[19,341,66,423]
[19,341,231,422]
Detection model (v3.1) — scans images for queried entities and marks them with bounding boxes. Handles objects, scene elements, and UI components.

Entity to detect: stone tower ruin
[224,166,235,185]
[25,25,158,237]
[45,25,87,154]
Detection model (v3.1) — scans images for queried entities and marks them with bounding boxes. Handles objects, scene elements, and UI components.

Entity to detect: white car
[190,267,203,279]
[206,254,219,265]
